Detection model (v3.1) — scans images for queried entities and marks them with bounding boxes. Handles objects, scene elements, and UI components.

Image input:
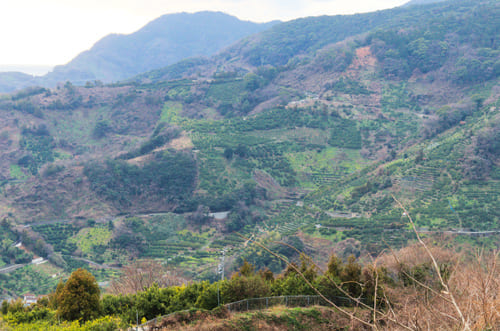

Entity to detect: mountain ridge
[0,11,277,92]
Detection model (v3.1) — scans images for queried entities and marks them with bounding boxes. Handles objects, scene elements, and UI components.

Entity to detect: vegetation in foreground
[0,0,498,321]
[1,237,498,330]
[145,305,370,331]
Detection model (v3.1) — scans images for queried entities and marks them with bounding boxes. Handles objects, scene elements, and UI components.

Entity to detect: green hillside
[0,0,499,298]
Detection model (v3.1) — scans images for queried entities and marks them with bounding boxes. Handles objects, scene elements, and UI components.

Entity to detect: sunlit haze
[0,0,407,74]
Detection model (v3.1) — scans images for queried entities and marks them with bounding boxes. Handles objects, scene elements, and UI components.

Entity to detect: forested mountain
[0,0,498,303]
[0,12,276,93]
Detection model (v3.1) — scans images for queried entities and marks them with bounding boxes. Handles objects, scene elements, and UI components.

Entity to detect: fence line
[224,295,362,312]
[130,295,364,330]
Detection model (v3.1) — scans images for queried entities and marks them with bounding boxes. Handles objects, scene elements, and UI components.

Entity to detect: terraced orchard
[0,0,499,299]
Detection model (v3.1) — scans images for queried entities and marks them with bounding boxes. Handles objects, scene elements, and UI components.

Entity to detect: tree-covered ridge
[139,0,498,84]
[83,151,197,209]
[222,0,486,67]
[369,1,500,81]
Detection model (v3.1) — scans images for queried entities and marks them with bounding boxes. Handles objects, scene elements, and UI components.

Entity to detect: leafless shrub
[108,260,187,295]
[379,247,499,330]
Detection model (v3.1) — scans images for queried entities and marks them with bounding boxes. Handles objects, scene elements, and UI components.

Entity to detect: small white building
[31,257,45,264]
[23,294,37,306]
[209,211,230,220]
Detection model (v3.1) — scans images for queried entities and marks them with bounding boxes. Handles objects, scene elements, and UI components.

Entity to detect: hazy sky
[0,0,407,68]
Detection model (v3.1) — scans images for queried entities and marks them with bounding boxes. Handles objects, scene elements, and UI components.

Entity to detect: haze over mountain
[0,11,276,93]
[0,65,53,76]
[404,0,447,6]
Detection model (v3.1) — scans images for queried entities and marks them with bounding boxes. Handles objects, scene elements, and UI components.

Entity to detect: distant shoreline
[0,64,53,76]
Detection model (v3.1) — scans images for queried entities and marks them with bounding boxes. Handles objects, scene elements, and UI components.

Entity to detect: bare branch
[241,233,415,330]
[392,195,471,331]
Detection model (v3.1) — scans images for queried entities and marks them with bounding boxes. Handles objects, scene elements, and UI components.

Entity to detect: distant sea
[0,64,53,76]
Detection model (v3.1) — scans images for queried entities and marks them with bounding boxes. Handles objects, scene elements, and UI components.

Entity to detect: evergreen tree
[57,268,100,321]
